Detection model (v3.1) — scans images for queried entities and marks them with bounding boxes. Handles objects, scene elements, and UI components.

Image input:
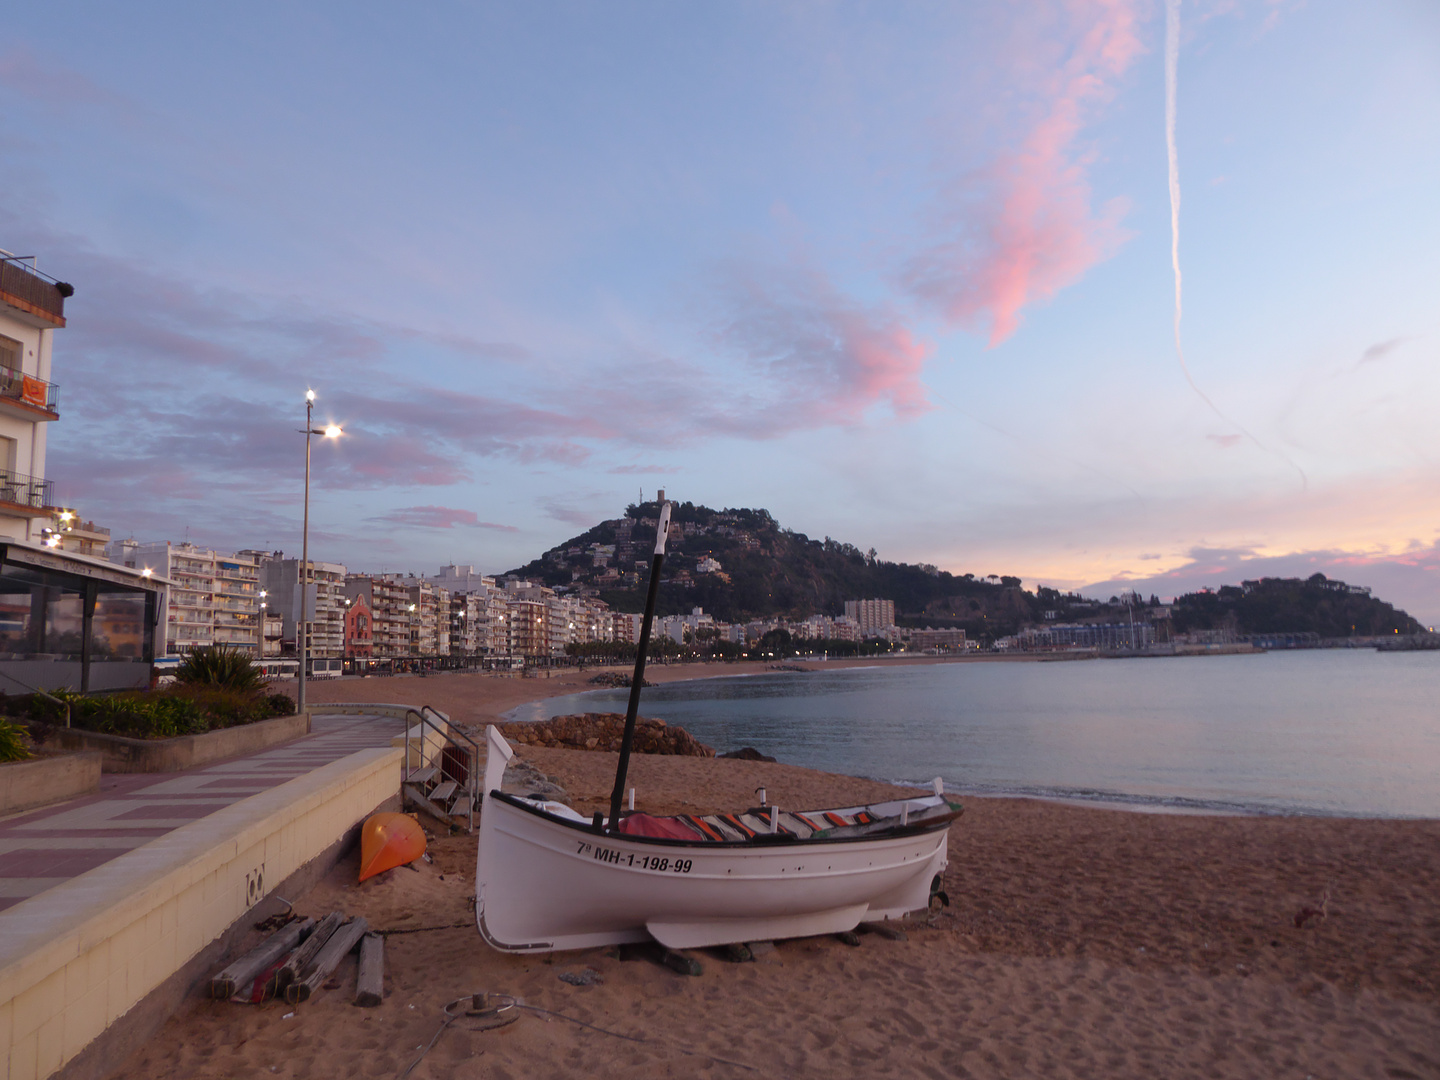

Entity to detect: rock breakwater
[499,712,714,757]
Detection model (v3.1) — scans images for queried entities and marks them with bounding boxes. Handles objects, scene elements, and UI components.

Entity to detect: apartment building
[0,251,163,692]
[843,598,897,638]
[56,517,110,558]
[344,574,411,658]
[402,578,447,656]
[506,598,548,658]
[659,607,713,645]
[262,610,284,657]
[0,250,63,547]
[447,591,480,654]
[259,556,347,659]
[612,611,642,644]
[344,592,373,658]
[109,541,260,657]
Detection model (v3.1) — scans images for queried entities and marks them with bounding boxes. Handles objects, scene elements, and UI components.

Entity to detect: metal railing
[400,705,479,832]
[0,471,54,509]
[0,256,70,323]
[0,364,59,413]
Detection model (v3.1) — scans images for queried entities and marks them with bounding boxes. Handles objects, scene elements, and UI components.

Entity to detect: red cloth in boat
[616,813,704,840]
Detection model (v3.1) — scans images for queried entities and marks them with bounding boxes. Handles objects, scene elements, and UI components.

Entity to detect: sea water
[506,649,1440,818]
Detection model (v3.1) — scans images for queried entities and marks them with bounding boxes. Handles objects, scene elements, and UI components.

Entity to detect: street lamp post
[298,390,341,714]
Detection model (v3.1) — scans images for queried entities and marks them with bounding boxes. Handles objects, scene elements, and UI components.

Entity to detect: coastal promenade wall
[0,746,403,1080]
[37,712,311,774]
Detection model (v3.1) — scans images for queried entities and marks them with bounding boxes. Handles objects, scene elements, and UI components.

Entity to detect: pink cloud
[707,262,932,428]
[0,47,118,110]
[370,506,517,531]
[903,0,1143,345]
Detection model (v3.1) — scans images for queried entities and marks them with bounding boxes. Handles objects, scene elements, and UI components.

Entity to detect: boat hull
[475,792,949,953]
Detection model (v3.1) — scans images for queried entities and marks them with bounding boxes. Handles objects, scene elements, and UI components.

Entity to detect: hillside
[504,501,1422,641]
[504,500,1037,636]
[1169,576,1422,638]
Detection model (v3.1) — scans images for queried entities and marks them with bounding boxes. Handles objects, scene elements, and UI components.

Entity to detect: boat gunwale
[487,789,963,849]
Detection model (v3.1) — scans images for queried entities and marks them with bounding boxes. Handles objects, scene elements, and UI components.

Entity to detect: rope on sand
[397,992,758,1077]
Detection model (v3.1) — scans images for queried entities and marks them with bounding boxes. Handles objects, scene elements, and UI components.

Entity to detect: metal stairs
[399,706,481,831]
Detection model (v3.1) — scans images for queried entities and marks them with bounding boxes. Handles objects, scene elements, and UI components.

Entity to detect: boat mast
[606,499,671,830]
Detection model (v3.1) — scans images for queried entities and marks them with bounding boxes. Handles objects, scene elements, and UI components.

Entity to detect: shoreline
[295,660,1434,822]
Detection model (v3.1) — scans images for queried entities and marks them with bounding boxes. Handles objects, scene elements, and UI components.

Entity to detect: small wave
[868,779,1393,818]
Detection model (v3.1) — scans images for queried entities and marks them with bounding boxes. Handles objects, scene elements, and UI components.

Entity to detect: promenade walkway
[0,712,403,914]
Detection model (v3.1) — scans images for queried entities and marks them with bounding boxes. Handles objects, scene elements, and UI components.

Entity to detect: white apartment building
[259,556,348,659]
[110,541,262,656]
[0,251,63,546]
[0,251,164,693]
[428,567,510,656]
[659,607,714,645]
[406,578,449,656]
[843,598,897,638]
[793,614,860,641]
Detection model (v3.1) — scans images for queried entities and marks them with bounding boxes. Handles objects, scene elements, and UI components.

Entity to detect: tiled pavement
[0,713,403,913]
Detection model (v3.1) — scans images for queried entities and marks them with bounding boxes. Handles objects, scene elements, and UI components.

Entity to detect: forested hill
[1169,576,1423,638]
[503,500,1423,640]
[504,500,1028,633]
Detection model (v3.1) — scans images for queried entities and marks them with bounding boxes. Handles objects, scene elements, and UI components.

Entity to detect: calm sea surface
[507,650,1440,818]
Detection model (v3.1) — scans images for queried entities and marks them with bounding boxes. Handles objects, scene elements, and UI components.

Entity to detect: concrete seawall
[0,754,102,817]
[0,745,403,1080]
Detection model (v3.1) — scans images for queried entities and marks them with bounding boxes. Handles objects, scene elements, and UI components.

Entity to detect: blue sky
[3,1,1438,623]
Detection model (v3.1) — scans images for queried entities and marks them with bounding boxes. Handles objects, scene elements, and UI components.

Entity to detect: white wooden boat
[473,500,962,953]
[475,725,960,952]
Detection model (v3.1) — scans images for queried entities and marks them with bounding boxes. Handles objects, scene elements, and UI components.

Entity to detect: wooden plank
[859,920,908,941]
[209,917,315,999]
[274,911,343,992]
[286,916,370,1005]
[429,781,458,805]
[354,932,384,1007]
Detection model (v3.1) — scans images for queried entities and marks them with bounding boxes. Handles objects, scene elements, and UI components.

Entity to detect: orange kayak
[359,813,427,882]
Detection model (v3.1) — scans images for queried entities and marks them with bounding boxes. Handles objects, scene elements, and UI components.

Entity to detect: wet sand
[112,667,1440,1078]
[287,656,1030,729]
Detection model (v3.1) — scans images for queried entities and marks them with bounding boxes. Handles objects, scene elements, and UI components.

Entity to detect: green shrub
[176,646,265,693]
[0,718,30,762]
[265,692,296,716]
[22,680,293,740]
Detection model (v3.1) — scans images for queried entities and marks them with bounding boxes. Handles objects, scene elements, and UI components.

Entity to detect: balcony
[0,255,70,329]
[0,365,59,421]
[0,472,55,513]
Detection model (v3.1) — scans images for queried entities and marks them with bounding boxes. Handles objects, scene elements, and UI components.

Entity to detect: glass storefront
[0,549,158,692]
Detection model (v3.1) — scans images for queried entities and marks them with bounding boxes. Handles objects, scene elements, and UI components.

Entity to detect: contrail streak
[1166,0,1209,408]
[1164,0,1307,489]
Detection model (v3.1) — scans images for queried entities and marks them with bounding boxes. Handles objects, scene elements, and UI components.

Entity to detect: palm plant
[0,718,31,762]
[175,645,265,694]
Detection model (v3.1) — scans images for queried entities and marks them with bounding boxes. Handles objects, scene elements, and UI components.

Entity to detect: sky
[3,1,1438,624]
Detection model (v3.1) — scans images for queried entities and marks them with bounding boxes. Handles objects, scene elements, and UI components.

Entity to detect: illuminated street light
[299,391,343,713]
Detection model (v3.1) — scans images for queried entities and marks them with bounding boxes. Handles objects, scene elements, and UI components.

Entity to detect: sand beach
[110,667,1440,1078]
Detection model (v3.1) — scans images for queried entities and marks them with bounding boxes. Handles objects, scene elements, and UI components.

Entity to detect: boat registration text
[576,840,693,873]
